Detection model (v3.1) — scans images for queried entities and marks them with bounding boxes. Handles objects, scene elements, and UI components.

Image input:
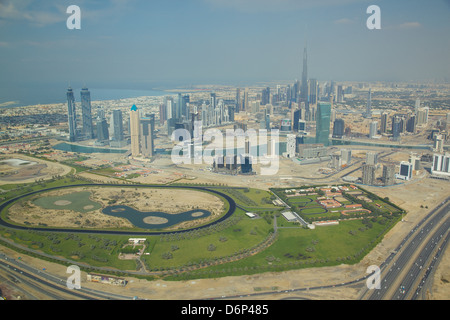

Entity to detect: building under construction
[212,154,254,175]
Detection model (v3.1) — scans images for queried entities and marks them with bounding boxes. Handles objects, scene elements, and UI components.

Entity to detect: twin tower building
[66,87,154,158]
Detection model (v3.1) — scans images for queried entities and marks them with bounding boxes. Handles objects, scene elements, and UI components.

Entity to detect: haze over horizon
[1,0,449,105]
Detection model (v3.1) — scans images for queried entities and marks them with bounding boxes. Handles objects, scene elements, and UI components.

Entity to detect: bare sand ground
[0,154,72,185]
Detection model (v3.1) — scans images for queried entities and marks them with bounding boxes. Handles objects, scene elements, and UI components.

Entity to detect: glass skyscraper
[140,114,155,157]
[300,45,309,119]
[332,118,345,138]
[315,102,331,146]
[66,87,77,142]
[111,109,124,142]
[80,87,94,139]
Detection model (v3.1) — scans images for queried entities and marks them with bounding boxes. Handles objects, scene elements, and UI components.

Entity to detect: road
[0,255,95,300]
[207,197,450,301]
[0,252,135,300]
[365,197,450,300]
[0,187,448,300]
[392,217,449,300]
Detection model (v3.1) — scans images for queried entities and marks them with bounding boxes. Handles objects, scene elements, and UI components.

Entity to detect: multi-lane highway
[392,217,449,300]
[211,196,450,301]
[366,197,450,300]
[0,252,137,300]
[0,188,448,300]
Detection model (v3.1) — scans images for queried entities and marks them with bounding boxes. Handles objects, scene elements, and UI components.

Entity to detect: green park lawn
[172,216,398,280]
[144,210,272,269]
[0,182,402,280]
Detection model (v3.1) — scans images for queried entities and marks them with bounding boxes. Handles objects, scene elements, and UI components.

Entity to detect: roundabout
[0,183,237,236]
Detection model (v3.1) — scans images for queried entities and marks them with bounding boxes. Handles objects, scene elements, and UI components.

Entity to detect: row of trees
[158,215,244,242]
[142,231,277,274]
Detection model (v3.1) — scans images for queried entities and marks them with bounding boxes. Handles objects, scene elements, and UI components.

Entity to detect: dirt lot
[0,154,71,185]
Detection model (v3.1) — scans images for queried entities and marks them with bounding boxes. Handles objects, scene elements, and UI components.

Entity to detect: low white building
[281,211,298,222]
[128,238,146,245]
[245,212,256,218]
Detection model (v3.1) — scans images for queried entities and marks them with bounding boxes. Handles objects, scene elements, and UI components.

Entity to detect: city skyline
[1,0,450,304]
[1,0,450,107]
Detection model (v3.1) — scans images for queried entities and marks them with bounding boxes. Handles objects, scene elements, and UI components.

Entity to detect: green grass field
[145,210,272,270]
[167,215,399,280]
[0,182,403,280]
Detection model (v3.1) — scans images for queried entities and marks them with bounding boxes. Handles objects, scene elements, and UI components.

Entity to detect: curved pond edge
[0,183,236,236]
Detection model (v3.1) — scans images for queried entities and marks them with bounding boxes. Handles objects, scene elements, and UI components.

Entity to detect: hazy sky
[1,0,449,95]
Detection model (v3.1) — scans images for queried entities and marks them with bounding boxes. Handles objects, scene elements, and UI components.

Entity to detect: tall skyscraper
[286,134,296,158]
[417,107,429,125]
[392,116,402,140]
[300,45,309,119]
[315,102,331,146]
[110,109,126,147]
[181,94,190,118]
[261,87,270,106]
[341,149,352,165]
[332,118,345,138]
[366,152,378,165]
[243,88,248,111]
[434,135,444,153]
[210,93,216,110]
[80,87,94,139]
[130,104,140,157]
[293,109,301,131]
[362,164,376,185]
[406,115,416,133]
[163,96,174,120]
[264,113,271,130]
[382,164,396,186]
[176,93,183,120]
[66,87,77,142]
[369,121,378,138]
[415,98,421,114]
[159,103,167,125]
[96,116,109,143]
[235,88,241,112]
[380,112,389,134]
[365,88,372,118]
[309,78,318,105]
[337,85,344,103]
[140,114,155,157]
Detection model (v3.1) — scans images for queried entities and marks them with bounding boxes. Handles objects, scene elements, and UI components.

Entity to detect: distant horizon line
[1,78,449,109]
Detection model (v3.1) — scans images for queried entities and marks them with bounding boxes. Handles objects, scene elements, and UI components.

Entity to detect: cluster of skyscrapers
[200,93,235,128]
[66,86,127,147]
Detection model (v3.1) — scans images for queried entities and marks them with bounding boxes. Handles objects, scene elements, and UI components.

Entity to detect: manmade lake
[102,205,212,230]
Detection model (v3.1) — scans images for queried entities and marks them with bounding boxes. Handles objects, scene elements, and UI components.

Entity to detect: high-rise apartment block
[315,102,331,146]
[80,87,94,139]
[67,87,77,142]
